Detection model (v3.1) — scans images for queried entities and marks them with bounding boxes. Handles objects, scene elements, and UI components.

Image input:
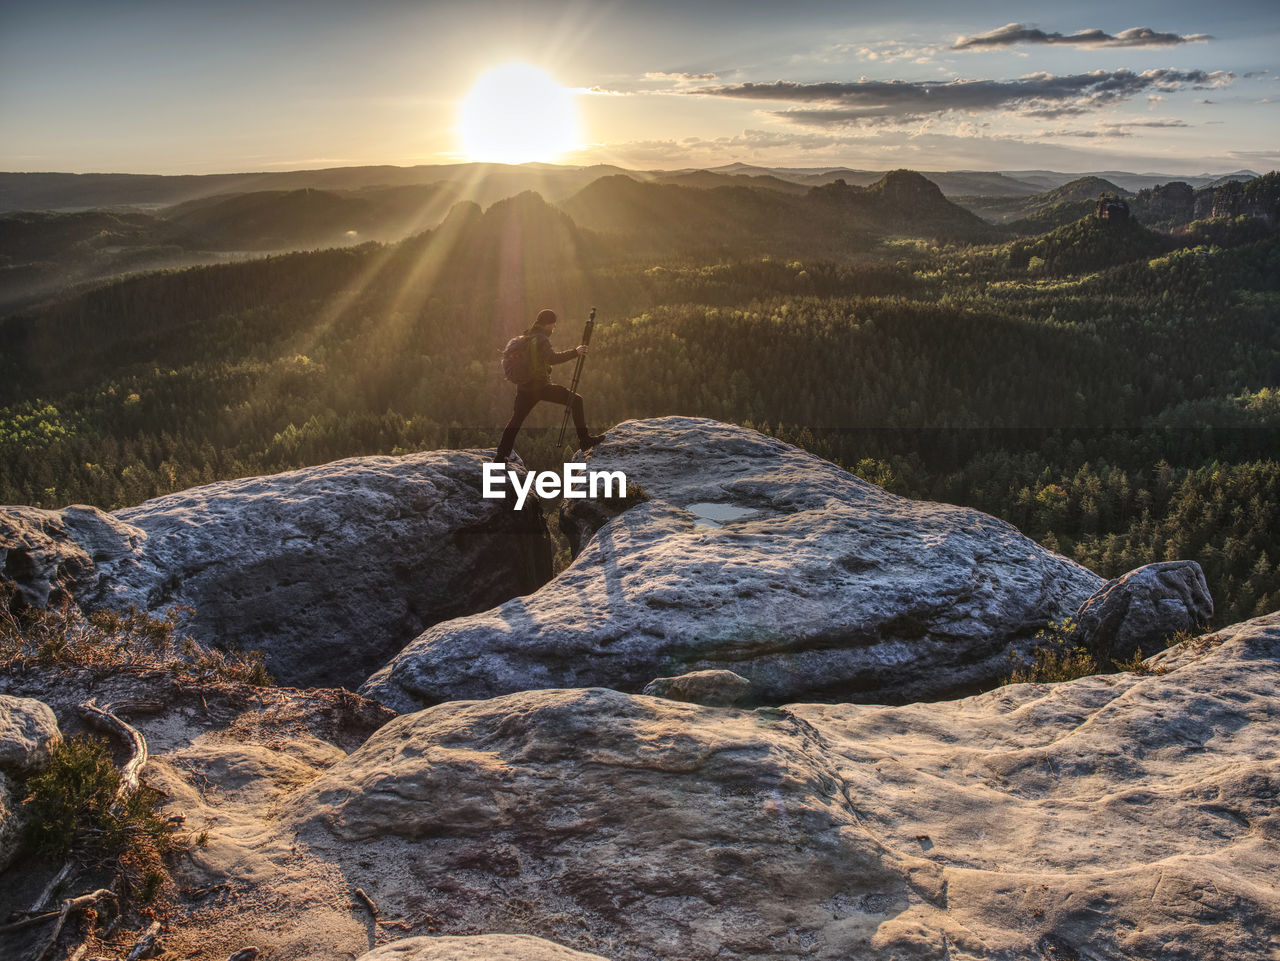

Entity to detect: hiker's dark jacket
[524,329,577,387]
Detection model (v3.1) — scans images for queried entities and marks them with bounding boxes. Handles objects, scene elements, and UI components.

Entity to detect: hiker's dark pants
[495,382,587,461]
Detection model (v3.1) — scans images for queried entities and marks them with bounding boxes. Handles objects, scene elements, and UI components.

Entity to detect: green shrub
[23,735,176,859]
[615,481,651,510]
[22,735,122,858]
[1006,618,1099,684]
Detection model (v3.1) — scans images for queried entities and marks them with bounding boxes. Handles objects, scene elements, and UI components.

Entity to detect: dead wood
[124,919,162,960]
[27,889,116,961]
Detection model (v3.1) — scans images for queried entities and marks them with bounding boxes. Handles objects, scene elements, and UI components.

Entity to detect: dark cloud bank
[702,69,1233,124]
[953,23,1212,50]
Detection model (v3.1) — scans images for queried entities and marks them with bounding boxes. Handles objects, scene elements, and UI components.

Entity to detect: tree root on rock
[79,698,151,811]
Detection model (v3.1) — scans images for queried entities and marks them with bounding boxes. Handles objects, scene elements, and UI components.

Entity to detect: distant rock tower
[1096,193,1130,222]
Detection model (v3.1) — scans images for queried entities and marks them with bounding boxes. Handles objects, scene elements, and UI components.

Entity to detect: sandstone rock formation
[642,669,752,706]
[254,614,1280,960]
[1,452,551,688]
[0,504,144,609]
[0,695,61,871]
[1075,560,1214,663]
[364,418,1103,710]
[0,694,62,776]
[6,615,1275,960]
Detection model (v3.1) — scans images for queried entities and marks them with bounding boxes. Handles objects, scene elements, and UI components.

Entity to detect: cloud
[587,72,721,96]
[821,41,941,65]
[1227,149,1280,163]
[954,23,1211,50]
[700,70,1234,126]
[642,72,720,86]
[1034,119,1192,139]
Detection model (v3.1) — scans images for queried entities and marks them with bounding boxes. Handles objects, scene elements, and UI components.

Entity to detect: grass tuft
[1006,618,1099,684]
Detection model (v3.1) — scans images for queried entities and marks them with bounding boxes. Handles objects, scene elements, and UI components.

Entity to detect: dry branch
[354,887,379,918]
[124,920,162,960]
[29,889,116,961]
[28,861,75,915]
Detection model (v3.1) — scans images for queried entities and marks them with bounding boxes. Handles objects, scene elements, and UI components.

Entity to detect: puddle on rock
[686,502,759,529]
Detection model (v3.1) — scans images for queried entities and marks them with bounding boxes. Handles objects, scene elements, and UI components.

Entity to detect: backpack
[501,334,534,384]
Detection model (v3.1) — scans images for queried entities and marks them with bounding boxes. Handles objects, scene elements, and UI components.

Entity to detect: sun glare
[457,63,578,164]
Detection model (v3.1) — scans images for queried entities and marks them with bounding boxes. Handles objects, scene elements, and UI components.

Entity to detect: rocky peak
[872,168,946,204]
[363,418,1103,711]
[1,450,552,689]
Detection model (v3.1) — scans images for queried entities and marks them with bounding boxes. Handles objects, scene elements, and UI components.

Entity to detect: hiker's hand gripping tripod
[557,306,596,447]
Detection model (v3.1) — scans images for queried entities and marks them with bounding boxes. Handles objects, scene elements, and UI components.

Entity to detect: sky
[1,0,1277,176]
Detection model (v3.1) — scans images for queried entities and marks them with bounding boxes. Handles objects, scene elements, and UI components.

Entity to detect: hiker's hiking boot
[578,434,605,452]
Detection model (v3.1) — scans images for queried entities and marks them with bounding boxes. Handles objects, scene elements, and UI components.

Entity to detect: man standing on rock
[494,308,603,464]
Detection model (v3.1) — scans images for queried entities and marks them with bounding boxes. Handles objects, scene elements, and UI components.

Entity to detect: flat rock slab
[364,418,1102,710]
[1,451,550,688]
[643,669,752,706]
[281,613,1280,961]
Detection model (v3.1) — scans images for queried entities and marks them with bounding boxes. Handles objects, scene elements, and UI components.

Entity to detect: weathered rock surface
[267,613,1280,961]
[1,452,551,688]
[0,694,61,777]
[0,695,61,872]
[643,668,752,706]
[0,504,144,609]
[364,418,1103,710]
[5,614,1269,960]
[356,935,610,961]
[1076,560,1214,662]
[0,771,19,873]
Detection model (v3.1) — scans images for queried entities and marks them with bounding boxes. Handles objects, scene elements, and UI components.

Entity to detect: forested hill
[562,169,996,254]
[2,176,1279,624]
[0,169,996,313]
[960,176,1129,228]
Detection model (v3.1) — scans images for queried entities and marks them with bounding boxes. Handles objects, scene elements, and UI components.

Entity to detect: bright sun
[457,63,578,164]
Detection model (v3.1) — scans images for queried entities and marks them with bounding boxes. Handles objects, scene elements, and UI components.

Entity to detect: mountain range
[1,164,1275,317]
[0,162,1261,214]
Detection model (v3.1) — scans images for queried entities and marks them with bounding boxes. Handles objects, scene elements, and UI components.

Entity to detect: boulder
[0,771,19,873]
[1076,560,1214,663]
[1,452,552,689]
[364,418,1103,710]
[279,613,1280,961]
[356,935,609,961]
[0,694,61,777]
[643,669,752,706]
[0,695,61,872]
